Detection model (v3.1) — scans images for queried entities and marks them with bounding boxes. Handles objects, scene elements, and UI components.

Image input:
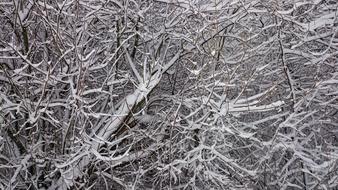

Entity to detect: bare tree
[0,0,337,189]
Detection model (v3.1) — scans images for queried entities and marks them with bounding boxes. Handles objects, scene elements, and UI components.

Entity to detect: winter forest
[0,0,338,189]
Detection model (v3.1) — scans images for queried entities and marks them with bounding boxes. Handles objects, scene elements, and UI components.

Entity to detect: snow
[1,0,338,189]
[10,155,31,185]
[17,1,33,23]
[218,100,284,114]
[187,68,202,76]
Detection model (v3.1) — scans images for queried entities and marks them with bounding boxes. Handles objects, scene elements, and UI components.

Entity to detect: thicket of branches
[0,0,337,189]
